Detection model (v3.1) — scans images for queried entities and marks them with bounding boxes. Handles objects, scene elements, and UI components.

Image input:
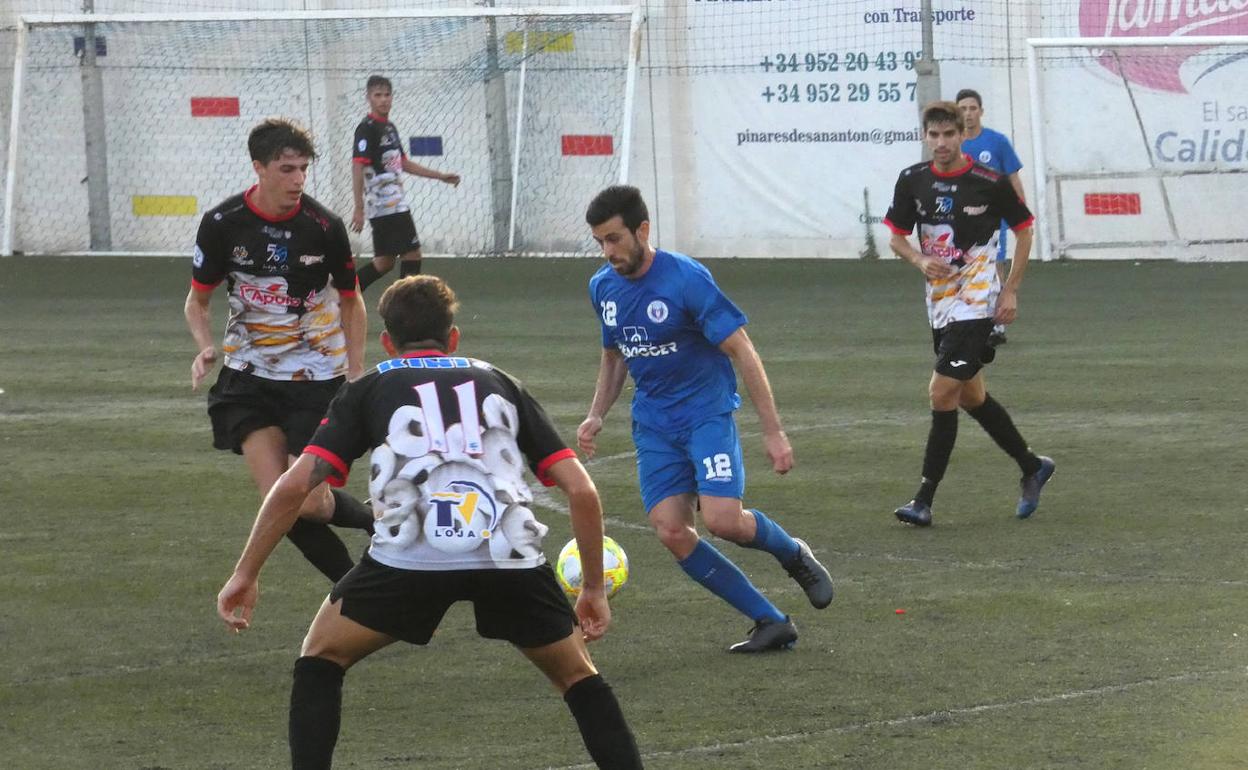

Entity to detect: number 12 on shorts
[702,453,733,481]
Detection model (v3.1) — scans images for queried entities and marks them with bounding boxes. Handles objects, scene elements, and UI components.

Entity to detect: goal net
[2,6,640,257]
[1028,36,1248,261]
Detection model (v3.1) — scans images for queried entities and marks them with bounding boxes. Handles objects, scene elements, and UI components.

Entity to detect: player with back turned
[217,276,643,769]
[883,102,1055,527]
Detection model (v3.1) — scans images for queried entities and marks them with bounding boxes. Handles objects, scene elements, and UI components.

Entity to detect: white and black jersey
[352,113,409,220]
[192,187,358,381]
[884,156,1033,329]
[306,351,576,572]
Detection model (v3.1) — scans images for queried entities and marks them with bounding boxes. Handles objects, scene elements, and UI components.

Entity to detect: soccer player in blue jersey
[577,185,834,653]
[957,88,1026,347]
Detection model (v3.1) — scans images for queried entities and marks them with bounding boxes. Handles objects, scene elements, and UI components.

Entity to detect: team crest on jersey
[192,245,205,268]
[977,150,993,164]
[426,479,500,554]
[935,196,954,214]
[357,138,367,152]
[646,300,669,323]
[231,246,252,265]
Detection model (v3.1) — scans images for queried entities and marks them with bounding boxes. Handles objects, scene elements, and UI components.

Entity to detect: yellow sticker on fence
[504,31,574,54]
[132,195,197,216]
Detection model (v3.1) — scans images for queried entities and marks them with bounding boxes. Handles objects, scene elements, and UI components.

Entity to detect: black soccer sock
[916,409,959,506]
[290,656,345,770]
[329,488,375,534]
[355,261,384,292]
[286,518,354,582]
[399,258,422,278]
[562,674,643,770]
[965,393,1042,475]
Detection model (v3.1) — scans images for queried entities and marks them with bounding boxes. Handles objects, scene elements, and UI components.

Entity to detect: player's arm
[184,286,218,390]
[339,289,367,380]
[577,347,627,459]
[997,225,1033,325]
[400,157,460,186]
[545,456,610,641]
[719,328,793,474]
[888,230,956,280]
[350,162,366,233]
[217,453,334,632]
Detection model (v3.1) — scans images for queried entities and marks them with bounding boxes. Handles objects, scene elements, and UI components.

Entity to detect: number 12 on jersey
[702,453,733,481]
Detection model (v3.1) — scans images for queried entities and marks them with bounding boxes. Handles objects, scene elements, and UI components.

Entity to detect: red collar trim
[244,185,301,222]
[368,112,389,123]
[400,350,448,358]
[930,155,974,178]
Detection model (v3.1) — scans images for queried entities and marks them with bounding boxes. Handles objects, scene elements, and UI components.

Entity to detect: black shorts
[206,368,344,455]
[330,554,577,649]
[931,318,994,381]
[370,212,421,257]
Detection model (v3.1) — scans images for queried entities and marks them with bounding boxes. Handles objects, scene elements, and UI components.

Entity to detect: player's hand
[994,288,1018,324]
[763,430,794,475]
[918,257,957,280]
[350,207,365,233]
[191,346,218,391]
[217,573,258,633]
[441,173,461,187]
[577,415,603,459]
[575,586,611,642]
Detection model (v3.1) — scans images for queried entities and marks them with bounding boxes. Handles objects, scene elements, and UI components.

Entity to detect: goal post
[2,5,642,257]
[1027,35,1248,262]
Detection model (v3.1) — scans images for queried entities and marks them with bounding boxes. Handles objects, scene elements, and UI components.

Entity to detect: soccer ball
[555,536,629,599]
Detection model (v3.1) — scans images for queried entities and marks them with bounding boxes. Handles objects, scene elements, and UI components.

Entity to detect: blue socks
[678,540,786,623]
[746,509,801,563]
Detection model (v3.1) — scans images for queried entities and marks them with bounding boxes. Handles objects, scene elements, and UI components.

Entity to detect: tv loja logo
[1079,0,1248,92]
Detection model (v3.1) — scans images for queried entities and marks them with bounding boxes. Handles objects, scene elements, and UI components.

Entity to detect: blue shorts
[633,413,745,513]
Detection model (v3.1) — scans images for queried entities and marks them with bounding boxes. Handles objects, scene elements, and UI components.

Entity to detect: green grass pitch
[1,256,1246,769]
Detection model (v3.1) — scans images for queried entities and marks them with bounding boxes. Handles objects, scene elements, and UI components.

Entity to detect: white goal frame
[2,5,645,257]
[1026,35,1248,262]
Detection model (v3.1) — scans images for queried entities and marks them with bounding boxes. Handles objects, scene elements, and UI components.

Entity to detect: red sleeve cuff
[338,288,358,298]
[191,278,220,292]
[1010,216,1035,232]
[882,217,911,235]
[535,448,577,487]
[303,445,350,487]
[352,157,370,165]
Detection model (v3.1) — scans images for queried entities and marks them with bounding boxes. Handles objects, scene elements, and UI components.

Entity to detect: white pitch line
[542,666,1248,769]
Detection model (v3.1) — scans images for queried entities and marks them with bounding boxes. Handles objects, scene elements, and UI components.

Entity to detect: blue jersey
[961,127,1023,260]
[590,249,746,432]
[961,127,1022,175]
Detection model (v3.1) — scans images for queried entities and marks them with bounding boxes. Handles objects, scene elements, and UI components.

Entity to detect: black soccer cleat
[782,539,834,609]
[894,499,933,527]
[727,616,798,654]
[1017,456,1056,519]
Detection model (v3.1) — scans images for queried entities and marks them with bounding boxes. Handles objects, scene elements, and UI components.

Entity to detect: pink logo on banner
[1079,1,1248,92]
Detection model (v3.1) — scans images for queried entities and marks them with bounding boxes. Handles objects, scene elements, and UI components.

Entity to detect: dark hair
[921,101,964,132]
[247,118,317,163]
[378,276,458,350]
[955,88,983,107]
[585,185,649,232]
[366,75,392,92]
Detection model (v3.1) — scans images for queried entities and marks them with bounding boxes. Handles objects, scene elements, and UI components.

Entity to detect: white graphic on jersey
[646,300,669,323]
[978,150,992,163]
[918,223,1002,329]
[222,273,347,380]
[963,204,988,215]
[358,138,367,152]
[600,300,617,327]
[192,245,205,268]
[623,326,648,342]
[362,147,408,219]
[936,196,954,214]
[366,381,545,568]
